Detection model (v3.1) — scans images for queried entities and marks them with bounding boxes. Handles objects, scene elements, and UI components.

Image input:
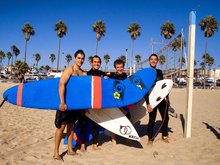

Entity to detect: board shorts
[54,110,83,128]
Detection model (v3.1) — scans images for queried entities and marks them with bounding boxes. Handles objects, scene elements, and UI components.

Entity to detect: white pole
[125,48,128,70]
[184,11,196,138]
[133,64,136,73]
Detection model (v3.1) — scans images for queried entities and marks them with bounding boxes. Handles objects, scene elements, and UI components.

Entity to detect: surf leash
[0,95,8,108]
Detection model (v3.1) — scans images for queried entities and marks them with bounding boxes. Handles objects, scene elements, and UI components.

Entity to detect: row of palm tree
[0,15,218,80]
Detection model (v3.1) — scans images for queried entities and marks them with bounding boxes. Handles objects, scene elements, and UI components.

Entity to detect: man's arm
[59,67,72,111]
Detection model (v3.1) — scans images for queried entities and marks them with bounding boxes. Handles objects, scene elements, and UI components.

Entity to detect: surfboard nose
[3,85,19,106]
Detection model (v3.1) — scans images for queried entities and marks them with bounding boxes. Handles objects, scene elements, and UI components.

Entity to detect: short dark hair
[92,55,102,63]
[114,59,125,68]
[74,49,85,58]
[148,53,158,61]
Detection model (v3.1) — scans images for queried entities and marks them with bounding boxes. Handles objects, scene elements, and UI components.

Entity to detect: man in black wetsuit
[145,53,170,145]
[80,55,107,151]
[108,59,131,145]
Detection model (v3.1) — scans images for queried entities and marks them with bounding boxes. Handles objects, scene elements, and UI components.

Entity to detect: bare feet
[53,154,62,161]
[161,136,169,143]
[112,139,117,146]
[80,144,86,152]
[67,150,80,156]
[147,140,153,146]
[92,144,101,150]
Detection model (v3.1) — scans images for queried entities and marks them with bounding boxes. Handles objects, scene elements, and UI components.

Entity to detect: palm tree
[119,55,126,63]
[160,21,175,73]
[65,54,72,66]
[35,53,41,69]
[207,56,214,70]
[171,36,186,52]
[127,23,141,69]
[135,54,141,64]
[14,60,29,83]
[92,20,106,55]
[199,16,218,82]
[0,50,5,67]
[39,66,45,71]
[103,54,110,71]
[11,45,20,65]
[49,53,56,69]
[44,65,51,71]
[6,52,12,66]
[171,37,186,69]
[135,54,141,69]
[178,57,186,67]
[202,53,214,72]
[54,20,67,71]
[22,23,35,63]
[88,56,93,64]
[159,54,166,69]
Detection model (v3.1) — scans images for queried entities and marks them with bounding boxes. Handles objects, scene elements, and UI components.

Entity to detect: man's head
[114,59,125,75]
[74,49,85,67]
[148,53,158,68]
[91,55,102,70]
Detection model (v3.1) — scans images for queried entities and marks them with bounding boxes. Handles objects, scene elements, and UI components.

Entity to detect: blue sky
[0,0,219,70]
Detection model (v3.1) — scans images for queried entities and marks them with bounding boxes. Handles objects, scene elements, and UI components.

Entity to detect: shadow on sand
[202,122,220,140]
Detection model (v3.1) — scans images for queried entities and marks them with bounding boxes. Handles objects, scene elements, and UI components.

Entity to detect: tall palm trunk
[203,37,208,88]
[95,39,98,55]
[11,55,14,66]
[57,37,61,72]
[8,59,10,66]
[166,40,169,77]
[15,55,17,64]
[131,39,134,71]
[179,36,183,79]
[24,40,28,63]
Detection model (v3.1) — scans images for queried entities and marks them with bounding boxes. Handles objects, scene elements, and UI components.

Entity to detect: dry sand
[0,83,220,165]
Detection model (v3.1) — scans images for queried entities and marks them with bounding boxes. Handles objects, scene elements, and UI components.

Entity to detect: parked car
[202,79,214,89]
[216,79,220,86]
[193,81,202,88]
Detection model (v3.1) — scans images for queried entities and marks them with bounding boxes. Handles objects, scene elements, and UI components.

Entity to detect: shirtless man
[53,49,86,160]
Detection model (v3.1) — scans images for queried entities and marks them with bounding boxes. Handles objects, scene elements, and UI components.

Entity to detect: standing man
[145,53,170,145]
[109,59,129,145]
[82,55,107,150]
[53,49,86,160]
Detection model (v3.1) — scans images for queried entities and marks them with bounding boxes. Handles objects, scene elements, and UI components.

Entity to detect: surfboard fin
[156,96,162,102]
[161,83,167,89]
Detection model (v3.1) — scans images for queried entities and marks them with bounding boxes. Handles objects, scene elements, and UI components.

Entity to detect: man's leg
[54,124,66,159]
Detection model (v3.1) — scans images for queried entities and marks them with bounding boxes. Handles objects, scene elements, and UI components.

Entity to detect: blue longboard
[3,68,156,110]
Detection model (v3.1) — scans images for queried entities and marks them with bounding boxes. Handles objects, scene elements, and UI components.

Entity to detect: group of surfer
[53,50,170,160]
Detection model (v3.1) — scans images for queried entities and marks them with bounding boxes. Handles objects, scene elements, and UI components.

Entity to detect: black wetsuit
[81,68,106,145]
[145,68,169,140]
[108,72,127,80]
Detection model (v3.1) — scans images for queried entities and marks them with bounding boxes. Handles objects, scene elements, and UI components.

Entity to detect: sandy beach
[0,83,220,165]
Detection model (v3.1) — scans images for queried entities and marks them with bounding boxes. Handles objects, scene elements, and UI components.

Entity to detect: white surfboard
[85,108,140,141]
[130,79,173,124]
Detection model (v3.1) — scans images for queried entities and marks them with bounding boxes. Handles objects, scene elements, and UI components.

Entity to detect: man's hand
[59,103,67,111]
[146,104,153,113]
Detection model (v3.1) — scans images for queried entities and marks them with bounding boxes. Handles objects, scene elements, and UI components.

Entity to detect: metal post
[125,48,128,70]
